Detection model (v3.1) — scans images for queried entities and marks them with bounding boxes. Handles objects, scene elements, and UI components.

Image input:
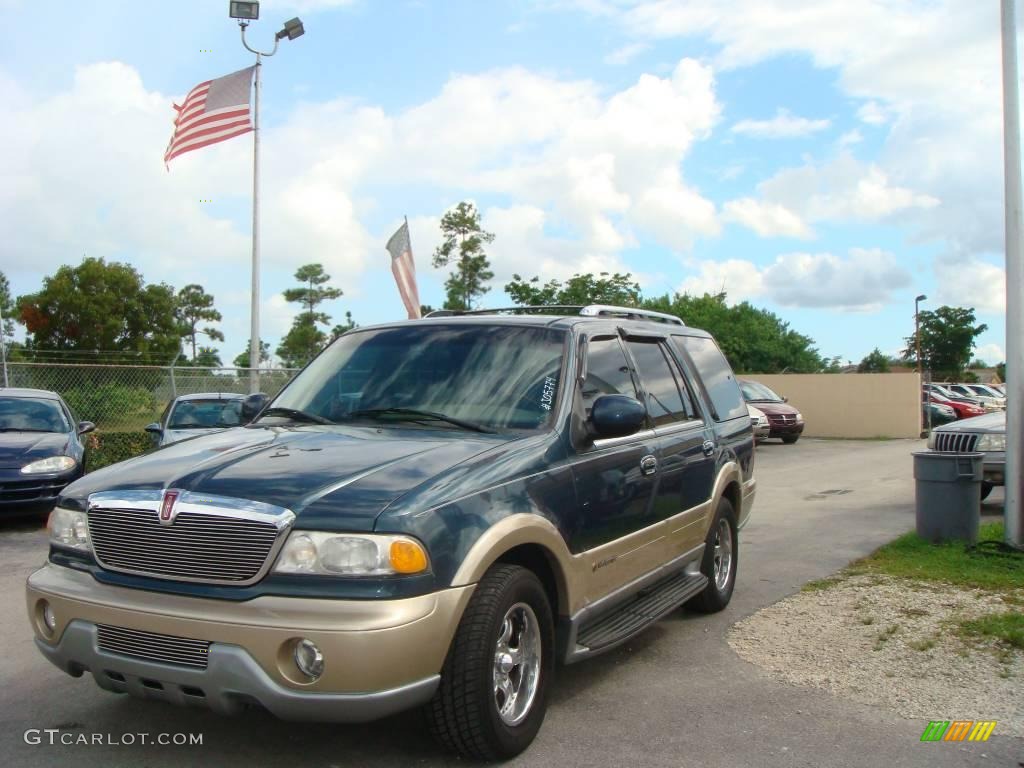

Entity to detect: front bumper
[767,421,804,438]
[27,563,474,722]
[0,470,76,512]
[983,454,1006,486]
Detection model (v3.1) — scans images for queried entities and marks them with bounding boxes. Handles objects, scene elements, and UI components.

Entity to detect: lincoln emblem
[159,490,181,525]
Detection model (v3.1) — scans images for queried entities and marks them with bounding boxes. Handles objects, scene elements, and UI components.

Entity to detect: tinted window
[0,397,70,432]
[675,336,748,421]
[582,337,638,418]
[627,340,693,426]
[273,325,566,431]
[738,379,783,404]
[168,399,244,429]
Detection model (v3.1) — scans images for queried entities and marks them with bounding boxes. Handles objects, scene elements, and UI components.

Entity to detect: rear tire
[688,498,738,613]
[782,435,799,444]
[425,564,554,760]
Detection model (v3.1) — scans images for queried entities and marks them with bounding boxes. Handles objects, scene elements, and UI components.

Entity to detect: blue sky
[0,0,1012,367]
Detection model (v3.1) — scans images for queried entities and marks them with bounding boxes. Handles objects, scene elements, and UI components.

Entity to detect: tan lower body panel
[27,564,473,694]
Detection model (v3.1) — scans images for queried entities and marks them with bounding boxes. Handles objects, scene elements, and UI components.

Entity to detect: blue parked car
[0,388,94,517]
[27,305,755,760]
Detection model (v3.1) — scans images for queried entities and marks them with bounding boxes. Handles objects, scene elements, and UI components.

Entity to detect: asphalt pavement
[0,438,1020,767]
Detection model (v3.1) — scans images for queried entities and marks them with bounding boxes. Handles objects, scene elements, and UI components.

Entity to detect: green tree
[506,272,642,307]
[176,284,224,361]
[0,270,14,343]
[996,361,1006,382]
[330,311,357,341]
[432,202,495,310]
[641,291,828,373]
[233,339,270,369]
[276,264,345,368]
[903,306,988,378]
[969,358,988,369]
[17,257,180,363]
[194,346,223,367]
[857,348,891,373]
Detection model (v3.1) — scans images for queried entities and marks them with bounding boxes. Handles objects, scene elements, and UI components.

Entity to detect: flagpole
[249,53,262,393]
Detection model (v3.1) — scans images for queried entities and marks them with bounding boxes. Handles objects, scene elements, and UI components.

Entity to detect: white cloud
[722,198,811,239]
[973,343,1005,365]
[677,259,764,302]
[731,108,830,139]
[566,0,1006,260]
[857,101,888,125]
[678,248,911,310]
[756,152,939,224]
[838,129,862,147]
[761,248,911,310]
[934,257,1006,314]
[605,42,650,65]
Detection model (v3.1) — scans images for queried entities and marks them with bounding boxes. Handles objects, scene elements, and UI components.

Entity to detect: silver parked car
[747,404,771,441]
[927,411,1006,500]
[145,392,246,447]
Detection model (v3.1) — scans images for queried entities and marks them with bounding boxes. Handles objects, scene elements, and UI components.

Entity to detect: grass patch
[874,623,900,650]
[802,575,846,592]
[909,636,938,652]
[850,522,1024,592]
[957,611,1024,651]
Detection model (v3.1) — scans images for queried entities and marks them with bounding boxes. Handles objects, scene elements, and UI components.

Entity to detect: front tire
[688,498,738,613]
[782,435,800,444]
[425,564,554,760]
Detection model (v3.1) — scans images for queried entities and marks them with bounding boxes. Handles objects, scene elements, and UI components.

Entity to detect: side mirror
[241,393,269,422]
[589,395,646,439]
[77,421,96,435]
[782,396,788,403]
[144,422,162,435]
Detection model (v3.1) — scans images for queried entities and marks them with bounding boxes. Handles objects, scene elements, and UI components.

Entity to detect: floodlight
[230,1,260,20]
[276,17,305,41]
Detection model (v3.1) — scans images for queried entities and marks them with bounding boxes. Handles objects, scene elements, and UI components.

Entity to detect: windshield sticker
[540,376,558,411]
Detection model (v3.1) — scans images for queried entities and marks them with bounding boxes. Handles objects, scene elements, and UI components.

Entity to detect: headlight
[794,412,804,422]
[48,507,91,552]
[21,456,76,475]
[273,531,430,576]
[976,433,1006,451]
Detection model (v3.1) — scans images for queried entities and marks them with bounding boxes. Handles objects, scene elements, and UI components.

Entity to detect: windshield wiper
[258,406,334,425]
[348,407,495,434]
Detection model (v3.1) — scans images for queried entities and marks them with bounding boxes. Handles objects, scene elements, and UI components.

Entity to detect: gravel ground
[728,574,1024,736]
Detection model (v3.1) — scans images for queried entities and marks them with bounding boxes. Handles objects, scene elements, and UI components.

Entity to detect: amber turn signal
[389,539,429,574]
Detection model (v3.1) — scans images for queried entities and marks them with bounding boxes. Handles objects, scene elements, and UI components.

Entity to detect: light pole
[1001,0,1023,549]
[229,1,305,392]
[914,294,927,376]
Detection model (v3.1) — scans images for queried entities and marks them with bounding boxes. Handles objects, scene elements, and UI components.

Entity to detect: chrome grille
[88,506,282,583]
[97,624,210,669]
[932,432,979,453]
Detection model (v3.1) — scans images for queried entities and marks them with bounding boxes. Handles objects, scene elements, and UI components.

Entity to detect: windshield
[0,397,70,432]
[268,324,567,432]
[167,398,243,429]
[740,381,783,403]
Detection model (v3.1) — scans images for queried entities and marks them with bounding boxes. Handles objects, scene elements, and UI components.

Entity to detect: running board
[570,571,709,661]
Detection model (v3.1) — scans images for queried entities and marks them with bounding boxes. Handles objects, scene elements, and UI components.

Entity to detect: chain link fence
[4,363,298,431]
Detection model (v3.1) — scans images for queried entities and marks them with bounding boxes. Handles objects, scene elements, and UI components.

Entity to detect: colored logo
[920,720,996,742]
[159,490,181,525]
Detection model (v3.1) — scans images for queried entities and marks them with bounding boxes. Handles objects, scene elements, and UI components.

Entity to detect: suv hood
[60,425,498,530]
[935,411,1005,434]
[0,432,70,469]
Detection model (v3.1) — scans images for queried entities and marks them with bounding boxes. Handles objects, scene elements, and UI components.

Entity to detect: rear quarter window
[673,335,747,422]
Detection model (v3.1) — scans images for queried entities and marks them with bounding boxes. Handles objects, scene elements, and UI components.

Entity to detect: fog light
[294,639,324,680]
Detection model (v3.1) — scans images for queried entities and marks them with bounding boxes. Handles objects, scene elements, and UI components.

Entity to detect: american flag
[386,220,422,319]
[164,66,255,167]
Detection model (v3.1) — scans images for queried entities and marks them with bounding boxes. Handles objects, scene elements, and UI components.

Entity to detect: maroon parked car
[739,380,804,444]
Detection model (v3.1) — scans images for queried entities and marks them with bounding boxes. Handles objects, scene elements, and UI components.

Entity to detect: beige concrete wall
[750,373,921,439]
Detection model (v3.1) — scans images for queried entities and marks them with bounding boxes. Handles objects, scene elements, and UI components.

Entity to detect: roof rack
[423,305,685,326]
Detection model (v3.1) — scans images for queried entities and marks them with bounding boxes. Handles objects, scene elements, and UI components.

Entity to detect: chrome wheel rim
[713,518,733,591]
[492,602,541,726]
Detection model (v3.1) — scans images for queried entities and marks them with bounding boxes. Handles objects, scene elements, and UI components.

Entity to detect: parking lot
[0,438,1018,767]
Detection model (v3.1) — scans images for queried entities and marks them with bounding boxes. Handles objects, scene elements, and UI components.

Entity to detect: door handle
[702,440,715,457]
[640,455,658,476]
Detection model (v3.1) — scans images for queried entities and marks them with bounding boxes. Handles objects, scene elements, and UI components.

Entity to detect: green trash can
[912,451,983,543]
